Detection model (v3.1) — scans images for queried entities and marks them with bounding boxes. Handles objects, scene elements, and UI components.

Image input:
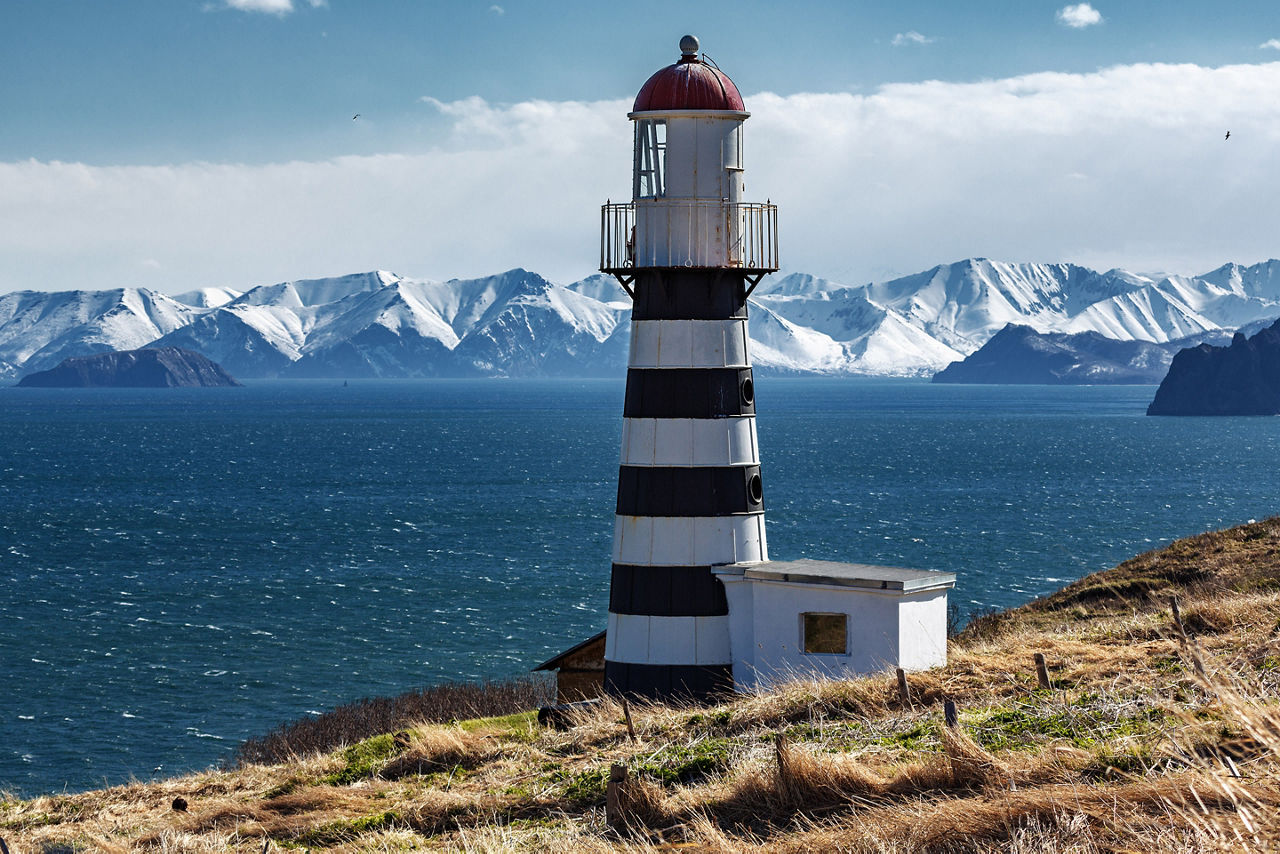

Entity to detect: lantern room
[631,34,746,204]
[601,35,778,283]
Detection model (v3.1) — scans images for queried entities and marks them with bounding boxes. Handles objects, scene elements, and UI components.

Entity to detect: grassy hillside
[6,518,1280,852]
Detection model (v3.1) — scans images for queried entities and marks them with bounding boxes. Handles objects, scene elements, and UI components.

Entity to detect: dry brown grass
[7,518,1280,852]
[237,675,554,765]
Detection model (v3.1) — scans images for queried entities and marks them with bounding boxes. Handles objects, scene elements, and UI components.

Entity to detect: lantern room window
[723,124,743,171]
[634,119,666,199]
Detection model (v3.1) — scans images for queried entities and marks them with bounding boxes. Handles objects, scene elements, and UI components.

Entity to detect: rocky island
[932,324,1184,384]
[1148,318,1280,415]
[16,346,240,388]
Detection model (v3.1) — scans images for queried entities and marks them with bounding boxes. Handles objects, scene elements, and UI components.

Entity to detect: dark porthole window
[802,613,847,654]
[740,377,754,406]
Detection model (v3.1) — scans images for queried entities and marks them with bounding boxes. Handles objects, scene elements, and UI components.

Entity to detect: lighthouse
[600,36,779,701]
[576,36,955,705]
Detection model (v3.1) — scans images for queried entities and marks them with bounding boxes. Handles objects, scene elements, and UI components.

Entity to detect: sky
[4,1,1280,294]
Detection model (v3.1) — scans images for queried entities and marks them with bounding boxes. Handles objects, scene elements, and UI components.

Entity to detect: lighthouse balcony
[601,200,779,279]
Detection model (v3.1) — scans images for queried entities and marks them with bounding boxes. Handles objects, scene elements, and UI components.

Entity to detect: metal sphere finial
[679,34,699,57]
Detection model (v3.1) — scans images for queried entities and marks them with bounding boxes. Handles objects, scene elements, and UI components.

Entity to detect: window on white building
[802,613,847,654]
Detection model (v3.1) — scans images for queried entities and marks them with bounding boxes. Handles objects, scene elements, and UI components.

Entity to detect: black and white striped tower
[600,35,779,701]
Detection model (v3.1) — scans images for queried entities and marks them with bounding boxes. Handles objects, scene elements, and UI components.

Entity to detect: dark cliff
[16,347,240,388]
[1147,318,1280,415]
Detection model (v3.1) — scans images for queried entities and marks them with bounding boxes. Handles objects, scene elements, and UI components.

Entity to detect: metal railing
[600,200,779,273]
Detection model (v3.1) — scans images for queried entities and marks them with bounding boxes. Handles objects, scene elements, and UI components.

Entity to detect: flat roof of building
[714,559,956,592]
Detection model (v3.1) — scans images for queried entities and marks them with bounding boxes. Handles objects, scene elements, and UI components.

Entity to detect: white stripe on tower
[612,514,766,566]
[605,613,733,665]
[629,319,751,369]
[619,417,760,467]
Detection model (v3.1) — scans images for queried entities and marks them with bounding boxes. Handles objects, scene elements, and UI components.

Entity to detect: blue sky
[4,1,1280,292]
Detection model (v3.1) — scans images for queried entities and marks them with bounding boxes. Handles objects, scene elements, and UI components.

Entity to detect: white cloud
[489,5,505,15]
[224,0,294,14]
[1261,39,1280,50]
[891,31,933,47]
[1056,3,1103,28]
[5,61,1280,293]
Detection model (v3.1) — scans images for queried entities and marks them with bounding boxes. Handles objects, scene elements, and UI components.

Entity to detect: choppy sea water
[3,378,1279,796]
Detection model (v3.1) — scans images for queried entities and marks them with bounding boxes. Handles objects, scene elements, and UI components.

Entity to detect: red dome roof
[633,57,745,113]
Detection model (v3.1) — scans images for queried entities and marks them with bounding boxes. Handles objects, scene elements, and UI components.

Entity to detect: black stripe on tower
[623,368,755,419]
[605,662,733,701]
[609,564,728,616]
[631,269,749,321]
[616,465,763,516]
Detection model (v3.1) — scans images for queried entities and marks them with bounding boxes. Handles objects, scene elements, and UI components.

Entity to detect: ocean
[3,378,1279,797]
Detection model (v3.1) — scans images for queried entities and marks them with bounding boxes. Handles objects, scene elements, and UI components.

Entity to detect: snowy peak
[1066,287,1216,343]
[289,271,399,307]
[303,278,460,354]
[864,259,1063,347]
[565,274,630,306]
[749,289,963,376]
[173,287,242,308]
[868,259,1144,325]
[0,287,195,374]
[1197,260,1280,302]
[231,281,305,310]
[428,268,555,336]
[753,272,853,297]
[528,284,621,343]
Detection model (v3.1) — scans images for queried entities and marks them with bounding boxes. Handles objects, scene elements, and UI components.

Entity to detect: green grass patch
[1150,654,1184,673]
[634,737,732,786]
[548,766,609,806]
[295,810,403,846]
[457,710,539,740]
[968,697,1165,752]
[875,721,938,752]
[0,811,60,831]
[686,709,733,729]
[322,733,402,786]
[262,777,307,799]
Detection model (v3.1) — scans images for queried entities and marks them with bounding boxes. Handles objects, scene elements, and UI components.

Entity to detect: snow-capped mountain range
[3,258,1280,382]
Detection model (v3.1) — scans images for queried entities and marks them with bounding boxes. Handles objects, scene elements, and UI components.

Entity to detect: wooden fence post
[1033,653,1052,690]
[896,667,912,707]
[606,763,629,827]
[620,697,637,743]
[774,732,796,802]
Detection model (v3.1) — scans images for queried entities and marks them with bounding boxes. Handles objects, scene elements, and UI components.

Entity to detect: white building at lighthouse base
[713,560,955,693]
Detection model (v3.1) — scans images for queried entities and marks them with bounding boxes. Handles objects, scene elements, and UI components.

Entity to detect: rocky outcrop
[16,347,240,388]
[933,324,1183,384]
[1147,319,1280,415]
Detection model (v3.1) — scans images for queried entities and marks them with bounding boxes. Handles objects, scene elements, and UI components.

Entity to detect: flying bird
[352,114,361,121]
[1225,131,1231,140]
